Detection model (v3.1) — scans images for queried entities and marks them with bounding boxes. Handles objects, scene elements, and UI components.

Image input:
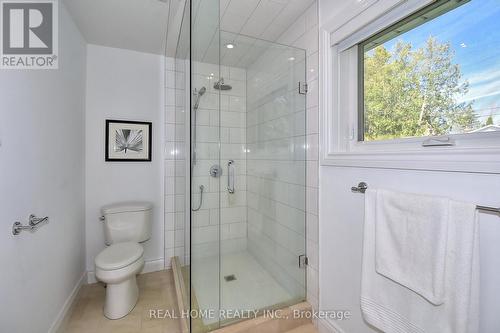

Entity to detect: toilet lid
[95,242,143,271]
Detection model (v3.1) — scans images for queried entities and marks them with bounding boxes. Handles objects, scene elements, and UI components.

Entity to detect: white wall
[85,45,164,279]
[0,4,87,333]
[319,167,500,333]
[318,1,500,332]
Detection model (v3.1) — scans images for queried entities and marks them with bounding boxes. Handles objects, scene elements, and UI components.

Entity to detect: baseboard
[87,258,165,284]
[48,271,86,333]
[318,318,347,333]
[87,271,97,284]
[171,256,189,333]
[140,258,165,274]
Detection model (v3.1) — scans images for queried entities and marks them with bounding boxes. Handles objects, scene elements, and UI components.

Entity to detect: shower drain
[224,274,237,282]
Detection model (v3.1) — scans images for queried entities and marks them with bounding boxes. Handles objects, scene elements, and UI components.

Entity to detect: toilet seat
[95,242,145,285]
[95,242,143,271]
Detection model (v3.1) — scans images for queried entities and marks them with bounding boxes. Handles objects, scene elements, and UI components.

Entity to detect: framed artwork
[105,120,152,162]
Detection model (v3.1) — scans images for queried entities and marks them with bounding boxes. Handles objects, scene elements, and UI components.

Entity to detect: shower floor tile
[191,251,293,325]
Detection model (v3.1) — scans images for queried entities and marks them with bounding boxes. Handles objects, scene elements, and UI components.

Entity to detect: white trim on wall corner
[49,271,86,333]
[319,26,332,169]
[86,258,165,284]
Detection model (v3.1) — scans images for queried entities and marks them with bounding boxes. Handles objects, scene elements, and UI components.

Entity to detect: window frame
[320,0,500,173]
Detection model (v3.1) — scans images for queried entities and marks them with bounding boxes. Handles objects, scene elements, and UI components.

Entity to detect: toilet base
[103,275,139,319]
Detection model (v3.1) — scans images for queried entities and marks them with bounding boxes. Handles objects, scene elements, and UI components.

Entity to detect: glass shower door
[186,1,307,332]
[190,0,221,332]
[219,35,307,327]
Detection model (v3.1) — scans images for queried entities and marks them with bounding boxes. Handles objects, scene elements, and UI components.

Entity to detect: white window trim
[320,0,500,174]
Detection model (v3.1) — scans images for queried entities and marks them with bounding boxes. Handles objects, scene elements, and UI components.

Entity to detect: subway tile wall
[191,61,248,260]
[165,58,249,268]
[165,57,187,268]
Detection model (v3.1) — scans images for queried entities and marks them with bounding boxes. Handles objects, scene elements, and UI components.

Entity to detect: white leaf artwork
[114,129,143,153]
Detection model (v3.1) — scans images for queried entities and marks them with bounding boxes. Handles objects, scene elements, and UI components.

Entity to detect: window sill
[321,147,500,174]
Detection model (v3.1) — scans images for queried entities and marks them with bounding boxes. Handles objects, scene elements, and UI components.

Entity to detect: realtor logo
[1,0,58,69]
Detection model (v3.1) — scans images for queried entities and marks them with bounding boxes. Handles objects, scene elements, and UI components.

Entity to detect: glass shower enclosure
[174,1,307,331]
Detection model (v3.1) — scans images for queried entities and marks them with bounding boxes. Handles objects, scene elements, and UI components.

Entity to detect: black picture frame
[105,119,152,162]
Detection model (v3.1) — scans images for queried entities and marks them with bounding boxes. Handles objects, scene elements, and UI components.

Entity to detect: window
[358,0,500,142]
[321,0,500,172]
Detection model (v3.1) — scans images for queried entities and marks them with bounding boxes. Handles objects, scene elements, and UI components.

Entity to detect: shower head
[193,86,206,110]
[214,78,232,91]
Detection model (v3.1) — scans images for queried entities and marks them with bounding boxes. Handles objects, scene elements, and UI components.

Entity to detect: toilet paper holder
[12,214,49,235]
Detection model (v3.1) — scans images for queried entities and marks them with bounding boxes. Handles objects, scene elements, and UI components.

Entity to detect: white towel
[375,189,449,305]
[361,189,480,333]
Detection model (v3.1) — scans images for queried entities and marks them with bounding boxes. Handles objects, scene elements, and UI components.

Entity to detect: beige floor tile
[62,269,312,333]
[285,323,317,333]
[62,270,181,333]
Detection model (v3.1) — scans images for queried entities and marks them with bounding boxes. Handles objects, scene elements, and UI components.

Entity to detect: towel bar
[351,182,500,215]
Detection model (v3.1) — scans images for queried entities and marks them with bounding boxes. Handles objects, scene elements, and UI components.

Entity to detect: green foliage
[364,36,477,141]
[485,115,494,126]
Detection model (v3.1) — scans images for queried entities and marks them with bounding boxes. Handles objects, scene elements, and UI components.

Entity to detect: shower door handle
[227,160,235,194]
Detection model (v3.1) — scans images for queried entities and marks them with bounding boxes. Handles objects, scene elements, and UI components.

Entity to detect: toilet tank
[101,202,153,245]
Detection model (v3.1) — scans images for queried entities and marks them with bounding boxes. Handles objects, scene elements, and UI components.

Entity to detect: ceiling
[198,30,305,69]
[63,0,172,55]
[219,0,315,42]
[63,0,314,64]
[193,0,315,67]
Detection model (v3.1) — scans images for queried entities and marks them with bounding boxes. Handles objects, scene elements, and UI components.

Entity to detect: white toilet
[95,201,153,319]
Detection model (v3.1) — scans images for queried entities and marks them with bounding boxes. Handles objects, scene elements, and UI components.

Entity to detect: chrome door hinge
[298,82,308,95]
[299,254,308,268]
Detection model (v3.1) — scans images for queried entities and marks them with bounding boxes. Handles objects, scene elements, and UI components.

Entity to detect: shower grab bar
[351,182,500,215]
[192,185,204,211]
[227,160,235,194]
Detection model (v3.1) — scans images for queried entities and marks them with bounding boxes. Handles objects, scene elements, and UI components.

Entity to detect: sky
[381,0,500,125]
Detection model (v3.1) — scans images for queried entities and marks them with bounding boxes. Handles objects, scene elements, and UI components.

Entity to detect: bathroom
[0,0,499,333]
